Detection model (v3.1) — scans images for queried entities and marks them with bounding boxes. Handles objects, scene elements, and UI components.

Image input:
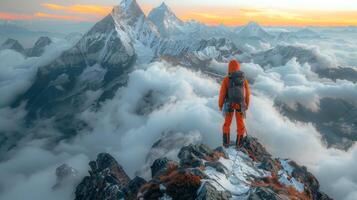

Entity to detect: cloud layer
[0,39,74,108]
[0,59,356,199]
[0,28,357,200]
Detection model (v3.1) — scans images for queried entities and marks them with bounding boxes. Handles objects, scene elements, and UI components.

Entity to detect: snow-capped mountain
[13,10,136,126]
[237,22,273,40]
[148,2,184,37]
[112,0,159,51]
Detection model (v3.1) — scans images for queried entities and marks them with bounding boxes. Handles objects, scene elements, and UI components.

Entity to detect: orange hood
[228,60,240,74]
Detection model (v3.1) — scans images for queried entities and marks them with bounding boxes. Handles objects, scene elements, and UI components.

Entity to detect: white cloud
[0,37,356,200]
[0,39,74,108]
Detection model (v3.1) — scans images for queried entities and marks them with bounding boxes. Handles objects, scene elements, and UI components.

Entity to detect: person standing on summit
[219,60,250,148]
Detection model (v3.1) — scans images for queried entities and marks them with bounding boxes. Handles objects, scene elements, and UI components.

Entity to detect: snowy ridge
[74,136,331,199]
[148,2,184,37]
[111,0,159,53]
[204,147,270,197]
[278,159,305,192]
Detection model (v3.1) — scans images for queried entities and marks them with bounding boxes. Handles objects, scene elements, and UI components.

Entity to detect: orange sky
[177,8,357,26]
[1,2,357,26]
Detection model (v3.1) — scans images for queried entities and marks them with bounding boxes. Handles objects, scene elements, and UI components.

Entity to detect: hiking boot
[223,133,230,148]
[236,135,243,149]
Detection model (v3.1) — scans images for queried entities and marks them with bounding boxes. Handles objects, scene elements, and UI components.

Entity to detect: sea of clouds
[0,38,75,108]
[0,31,356,200]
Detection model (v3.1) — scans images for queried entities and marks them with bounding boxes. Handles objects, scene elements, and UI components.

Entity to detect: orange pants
[223,111,246,137]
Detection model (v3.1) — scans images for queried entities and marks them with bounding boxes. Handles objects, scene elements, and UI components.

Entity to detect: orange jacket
[219,60,250,110]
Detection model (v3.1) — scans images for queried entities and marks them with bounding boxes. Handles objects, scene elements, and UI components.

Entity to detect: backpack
[227,71,246,108]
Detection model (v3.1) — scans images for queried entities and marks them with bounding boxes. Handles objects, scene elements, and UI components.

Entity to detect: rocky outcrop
[27,36,52,57]
[74,153,130,200]
[0,38,26,55]
[53,164,79,189]
[74,136,331,200]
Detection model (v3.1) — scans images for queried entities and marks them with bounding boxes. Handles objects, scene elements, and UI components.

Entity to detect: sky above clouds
[1,0,357,26]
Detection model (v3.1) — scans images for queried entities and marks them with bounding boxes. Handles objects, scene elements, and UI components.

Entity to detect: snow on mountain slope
[10,0,244,138]
[73,136,331,200]
[148,2,184,37]
[112,0,159,51]
[159,38,243,70]
[12,0,165,122]
[12,12,135,133]
[249,44,336,70]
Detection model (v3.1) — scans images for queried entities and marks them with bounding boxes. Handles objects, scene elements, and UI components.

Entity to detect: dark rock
[27,36,52,57]
[53,164,79,189]
[289,160,332,200]
[178,144,215,167]
[248,187,285,200]
[0,38,26,55]
[196,181,231,200]
[151,157,169,177]
[240,136,280,172]
[123,176,147,200]
[96,153,130,187]
[142,183,164,200]
[74,153,130,200]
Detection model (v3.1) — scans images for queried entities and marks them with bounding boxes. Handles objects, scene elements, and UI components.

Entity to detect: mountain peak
[247,21,260,27]
[148,2,183,37]
[150,2,176,16]
[159,2,169,9]
[113,0,146,26]
[73,136,332,200]
[120,0,135,9]
[237,21,272,39]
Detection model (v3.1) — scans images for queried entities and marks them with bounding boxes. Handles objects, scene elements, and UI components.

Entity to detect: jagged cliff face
[13,13,135,123]
[74,136,331,200]
[148,2,184,37]
[27,36,52,57]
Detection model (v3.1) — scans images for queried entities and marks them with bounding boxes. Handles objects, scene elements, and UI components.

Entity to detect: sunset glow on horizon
[0,0,357,26]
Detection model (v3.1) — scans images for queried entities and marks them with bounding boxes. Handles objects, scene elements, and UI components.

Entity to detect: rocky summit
[74,136,331,200]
